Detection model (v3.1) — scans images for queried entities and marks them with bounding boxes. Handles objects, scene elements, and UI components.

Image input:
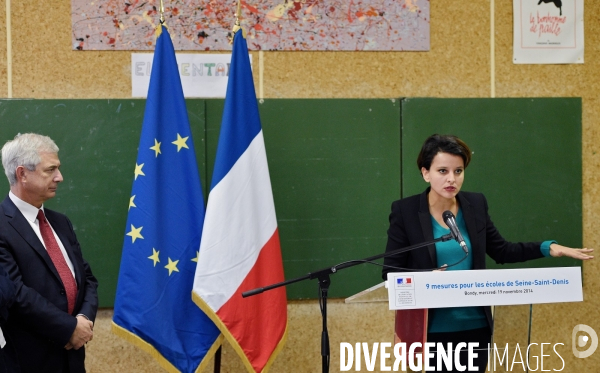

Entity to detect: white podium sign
[386,267,582,310]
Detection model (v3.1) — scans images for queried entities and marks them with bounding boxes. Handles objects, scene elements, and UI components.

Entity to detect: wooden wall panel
[0,0,7,96]
[10,0,130,98]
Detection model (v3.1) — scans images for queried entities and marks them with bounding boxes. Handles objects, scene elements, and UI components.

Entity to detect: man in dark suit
[0,133,98,373]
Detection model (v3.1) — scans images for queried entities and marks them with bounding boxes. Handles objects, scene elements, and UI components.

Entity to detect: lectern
[346,267,583,371]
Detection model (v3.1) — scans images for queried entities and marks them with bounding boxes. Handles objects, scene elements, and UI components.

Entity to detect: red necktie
[37,210,77,314]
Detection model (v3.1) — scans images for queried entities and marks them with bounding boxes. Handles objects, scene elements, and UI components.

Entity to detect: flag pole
[213,3,243,370]
[211,6,243,373]
[213,346,222,373]
[212,2,244,372]
[229,0,242,44]
[159,0,165,24]
[213,4,243,371]
[211,4,243,372]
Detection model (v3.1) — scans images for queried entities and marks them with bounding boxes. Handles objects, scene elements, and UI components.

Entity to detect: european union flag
[112,24,222,373]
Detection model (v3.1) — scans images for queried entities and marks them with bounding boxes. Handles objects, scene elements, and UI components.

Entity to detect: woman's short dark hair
[416,134,472,170]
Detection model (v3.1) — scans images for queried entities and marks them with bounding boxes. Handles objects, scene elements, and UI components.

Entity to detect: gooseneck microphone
[442,210,469,255]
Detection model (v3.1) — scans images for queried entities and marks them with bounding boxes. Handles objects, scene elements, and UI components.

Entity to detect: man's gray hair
[1,133,59,186]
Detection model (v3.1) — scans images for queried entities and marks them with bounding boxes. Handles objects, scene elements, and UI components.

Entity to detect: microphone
[442,210,469,255]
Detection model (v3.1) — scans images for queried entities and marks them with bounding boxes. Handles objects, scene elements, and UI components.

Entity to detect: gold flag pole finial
[155,0,166,37]
[159,0,165,24]
[229,0,244,44]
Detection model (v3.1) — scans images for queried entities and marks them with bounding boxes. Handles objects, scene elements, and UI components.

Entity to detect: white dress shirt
[9,191,75,277]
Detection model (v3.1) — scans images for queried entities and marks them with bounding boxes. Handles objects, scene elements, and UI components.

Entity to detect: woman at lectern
[381,134,593,372]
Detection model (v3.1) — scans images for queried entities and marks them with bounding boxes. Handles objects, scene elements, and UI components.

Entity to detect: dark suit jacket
[0,261,16,373]
[0,196,98,373]
[382,188,544,331]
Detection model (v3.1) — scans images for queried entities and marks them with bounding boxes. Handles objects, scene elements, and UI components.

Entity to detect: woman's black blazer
[382,187,545,331]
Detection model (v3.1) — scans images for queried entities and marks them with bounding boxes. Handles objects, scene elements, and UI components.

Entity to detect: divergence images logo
[572,324,598,358]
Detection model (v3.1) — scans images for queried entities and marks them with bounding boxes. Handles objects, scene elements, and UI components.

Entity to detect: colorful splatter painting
[71,0,429,51]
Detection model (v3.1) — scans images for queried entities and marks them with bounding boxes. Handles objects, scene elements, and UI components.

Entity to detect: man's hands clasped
[65,315,93,350]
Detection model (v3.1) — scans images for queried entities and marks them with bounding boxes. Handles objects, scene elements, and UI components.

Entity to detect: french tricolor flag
[192,30,287,372]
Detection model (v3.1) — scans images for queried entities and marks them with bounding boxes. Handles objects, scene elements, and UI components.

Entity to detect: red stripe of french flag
[216,229,286,371]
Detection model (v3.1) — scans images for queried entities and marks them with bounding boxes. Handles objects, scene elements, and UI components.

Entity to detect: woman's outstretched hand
[549,244,594,260]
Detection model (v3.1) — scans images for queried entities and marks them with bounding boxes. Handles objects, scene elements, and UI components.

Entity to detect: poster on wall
[131,53,251,98]
[513,0,584,64]
[71,0,429,51]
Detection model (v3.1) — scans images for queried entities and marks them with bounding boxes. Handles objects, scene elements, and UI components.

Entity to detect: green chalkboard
[400,98,582,269]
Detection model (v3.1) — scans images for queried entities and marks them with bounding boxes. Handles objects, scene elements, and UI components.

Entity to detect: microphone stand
[242,234,454,373]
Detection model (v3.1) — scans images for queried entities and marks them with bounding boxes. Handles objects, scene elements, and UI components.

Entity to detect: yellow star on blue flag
[113,24,221,373]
